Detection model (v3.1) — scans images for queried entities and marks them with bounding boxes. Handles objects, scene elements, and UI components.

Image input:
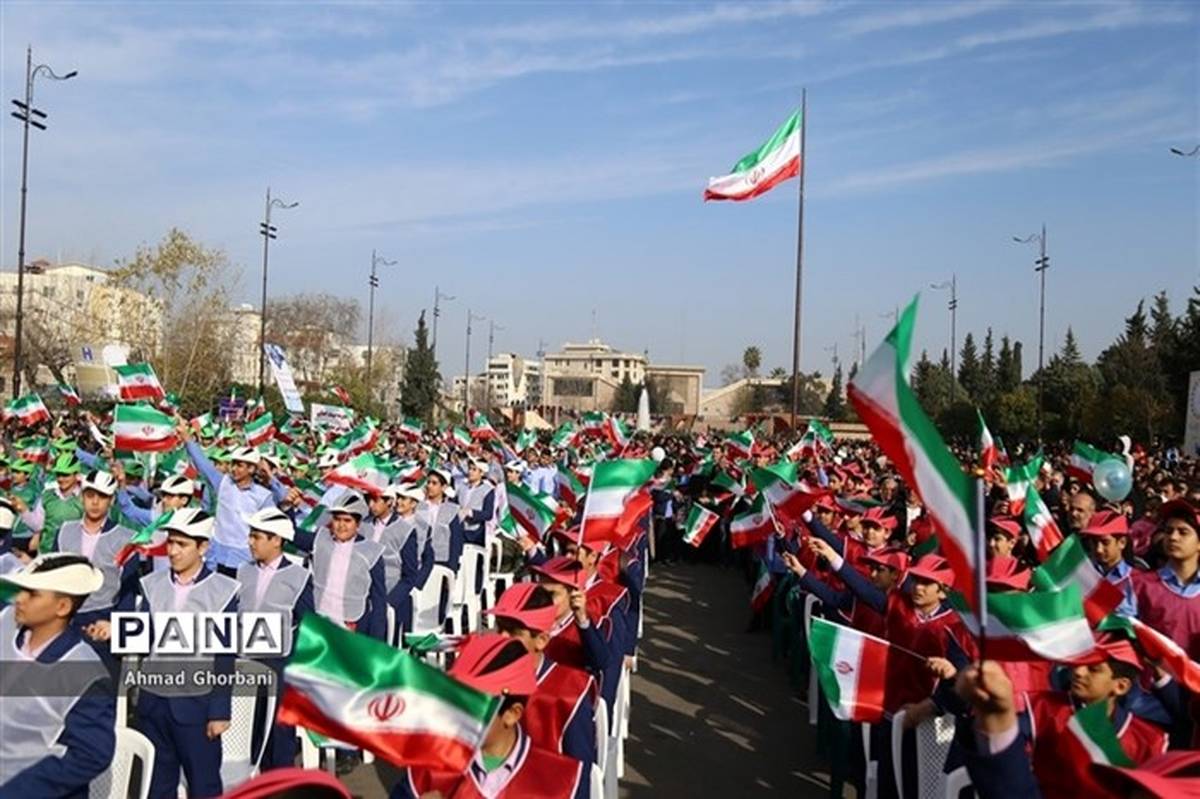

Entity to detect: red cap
[1092,751,1200,798]
[860,547,910,573]
[1066,633,1143,670]
[485,583,557,633]
[448,633,538,696]
[860,506,898,530]
[216,767,351,799]
[986,555,1031,592]
[1161,499,1200,532]
[906,554,955,588]
[987,516,1022,540]
[813,494,839,513]
[1079,510,1130,537]
[909,516,934,537]
[531,556,589,590]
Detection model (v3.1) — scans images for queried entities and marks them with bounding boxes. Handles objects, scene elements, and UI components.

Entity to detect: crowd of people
[0,392,1197,798]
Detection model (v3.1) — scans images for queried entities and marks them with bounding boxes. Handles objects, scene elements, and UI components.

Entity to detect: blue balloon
[1093,458,1132,502]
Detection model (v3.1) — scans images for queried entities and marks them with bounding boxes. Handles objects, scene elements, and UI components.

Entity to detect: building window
[42,286,54,297]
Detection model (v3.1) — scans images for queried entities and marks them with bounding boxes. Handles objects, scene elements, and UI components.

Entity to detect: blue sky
[1,1,1196,387]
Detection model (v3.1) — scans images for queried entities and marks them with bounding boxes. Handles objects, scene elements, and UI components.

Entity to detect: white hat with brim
[244,507,296,541]
[160,475,196,497]
[161,508,216,540]
[394,483,426,503]
[504,459,527,473]
[1,554,104,596]
[230,447,262,466]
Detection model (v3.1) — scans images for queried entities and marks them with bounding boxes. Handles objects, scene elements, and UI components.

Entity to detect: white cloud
[839,0,1009,36]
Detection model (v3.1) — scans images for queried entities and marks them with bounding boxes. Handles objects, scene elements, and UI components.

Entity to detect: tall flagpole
[789,89,807,432]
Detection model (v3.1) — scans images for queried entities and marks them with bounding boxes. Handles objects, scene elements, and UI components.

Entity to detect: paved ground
[620,562,834,798]
[341,561,835,797]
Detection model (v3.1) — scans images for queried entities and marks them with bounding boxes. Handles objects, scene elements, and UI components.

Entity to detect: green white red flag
[749,462,824,526]
[1023,484,1065,560]
[710,469,745,502]
[847,297,985,623]
[115,511,172,566]
[808,618,891,723]
[515,429,538,452]
[556,465,585,509]
[244,412,275,448]
[469,412,497,440]
[114,363,165,402]
[15,435,49,464]
[704,110,802,202]
[330,385,353,406]
[450,427,472,448]
[750,562,774,613]
[6,394,51,427]
[1031,535,1124,625]
[1002,455,1043,516]
[682,504,719,548]
[1063,699,1134,768]
[1068,441,1121,484]
[505,481,558,542]
[551,422,576,449]
[725,430,755,460]
[790,419,833,460]
[579,459,657,547]
[324,453,393,495]
[606,416,632,450]
[278,614,501,772]
[730,493,774,549]
[977,409,997,473]
[56,383,81,407]
[331,421,379,457]
[984,583,1095,662]
[113,404,179,452]
[400,417,423,440]
[1099,615,1200,693]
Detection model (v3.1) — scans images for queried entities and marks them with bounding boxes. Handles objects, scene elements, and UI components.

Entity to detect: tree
[823,363,845,419]
[958,332,981,400]
[768,366,788,379]
[913,349,960,421]
[611,375,639,413]
[265,293,360,390]
[643,378,672,415]
[992,386,1038,442]
[400,311,441,423]
[742,346,762,378]
[1094,300,1172,441]
[979,328,996,407]
[774,371,825,416]
[995,335,1018,394]
[105,228,238,412]
[719,364,742,387]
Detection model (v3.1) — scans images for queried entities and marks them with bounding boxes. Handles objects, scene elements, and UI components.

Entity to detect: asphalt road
[620,561,834,798]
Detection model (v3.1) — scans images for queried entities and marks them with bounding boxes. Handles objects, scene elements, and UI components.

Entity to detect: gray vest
[237,557,310,657]
[57,521,135,613]
[138,569,240,697]
[419,501,460,563]
[367,514,403,592]
[460,482,494,533]
[312,532,384,624]
[0,606,107,787]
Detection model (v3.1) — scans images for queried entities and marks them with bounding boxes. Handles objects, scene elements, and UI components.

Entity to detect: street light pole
[463,310,486,414]
[366,249,397,397]
[258,187,299,397]
[9,46,76,398]
[432,286,454,364]
[1013,227,1049,443]
[486,319,504,410]
[930,274,958,406]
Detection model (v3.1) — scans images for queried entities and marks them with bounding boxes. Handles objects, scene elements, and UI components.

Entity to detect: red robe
[525,660,596,755]
[402,734,584,799]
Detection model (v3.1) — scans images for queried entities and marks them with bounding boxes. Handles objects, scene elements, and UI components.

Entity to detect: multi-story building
[542,339,705,416]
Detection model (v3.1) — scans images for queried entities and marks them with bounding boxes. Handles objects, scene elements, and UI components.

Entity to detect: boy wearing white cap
[239,507,314,770]
[0,553,114,798]
[418,469,465,572]
[52,471,140,643]
[381,483,435,642]
[459,457,497,549]
[132,508,239,798]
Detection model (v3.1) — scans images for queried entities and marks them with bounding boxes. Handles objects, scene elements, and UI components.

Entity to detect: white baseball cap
[81,470,118,497]
[161,507,216,540]
[330,491,369,519]
[245,507,296,541]
[1,553,103,596]
[394,483,426,503]
[230,447,262,466]
[160,475,195,497]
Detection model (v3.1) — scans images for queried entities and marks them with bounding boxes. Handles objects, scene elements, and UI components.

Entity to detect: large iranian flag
[847,297,984,622]
[6,394,51,427]
[400,417,423,440]
[245,412,275,448]
[114,363,165,402]
[113,404,179,452]
[1068,441,1121,484]
[808,618,890,723]
[704,110,802,202]
[279,615,500,772]
[730,493,774,549]
[1023,484,1065,560]
[579,459,657,547]
[505,481,557,542]
[682,504,719,548]
[1063,699,1134,768]
[1002,455,1042,516]
[324,453,393,495]
[1032,536,1124,625]
[725,430,755,460]
[750,462,823,526]
[985,584,1094,662]
[1100,614,1200,693]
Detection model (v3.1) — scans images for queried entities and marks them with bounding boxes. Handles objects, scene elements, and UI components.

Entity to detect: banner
[310,402,355,433]
[265,343,305,415]
[1186,370,1200,457]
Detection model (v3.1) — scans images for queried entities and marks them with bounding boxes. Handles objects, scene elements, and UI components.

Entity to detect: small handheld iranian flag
[730,493,774,549]
[114,363,165,402]
[331,421,379,457]
[790,419,833,460]
[244,412,275,448]
[725,430,755,460]
[809,618,892,722]
[556,465,585,509]
[606,416,632,450]
[115,511,173,566]
[750,462,823,525]
[325,453,393,495]
[1032,535,1124,625]
[1063,699,1134,768]
[515,429,537,453]
[984,584,1095,662]
[469,412,497,440]
[848,297,984,625]
[704,109,802,202]
[6,394,51,427]
[1068,441,1121,484]
[56,383,81,407]
[400,416,424,440]
[977,409,997,473]
[579,459,658,547]
[1099,614,1200,693]
[750,562,774,613]
[551,422,577,449]
[580,411,607,435]
[190,412,214,436]
[450,427,472,448]
[15,435,50,465]
[1023,484,1065,561]
[505,481,558,542]
[1002,455,1042,516]
[113,404,179,453]
[279,614,501,771]
[710,469,746,502]
[330,385,353,406]
[682,504,718,548]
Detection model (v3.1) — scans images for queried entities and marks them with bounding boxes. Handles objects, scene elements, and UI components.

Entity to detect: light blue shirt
[1095,558,1138,617]
[186,442,275,568]
[1158,565,1200,599]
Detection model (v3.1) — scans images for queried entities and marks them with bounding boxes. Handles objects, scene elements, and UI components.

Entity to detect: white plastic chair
[891,710,956,799]
[803,594,821,726]
[620,665,632,740]
[114,655,140,730]
[485,536,515,608]
[862,722,878,799]
[589,763,605,799]
[410,565,454,635]
[593,697,609,777]
[218,659,278,788]
[944,766,973,799]
[455,545,488,633]
[91,727,155,799]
